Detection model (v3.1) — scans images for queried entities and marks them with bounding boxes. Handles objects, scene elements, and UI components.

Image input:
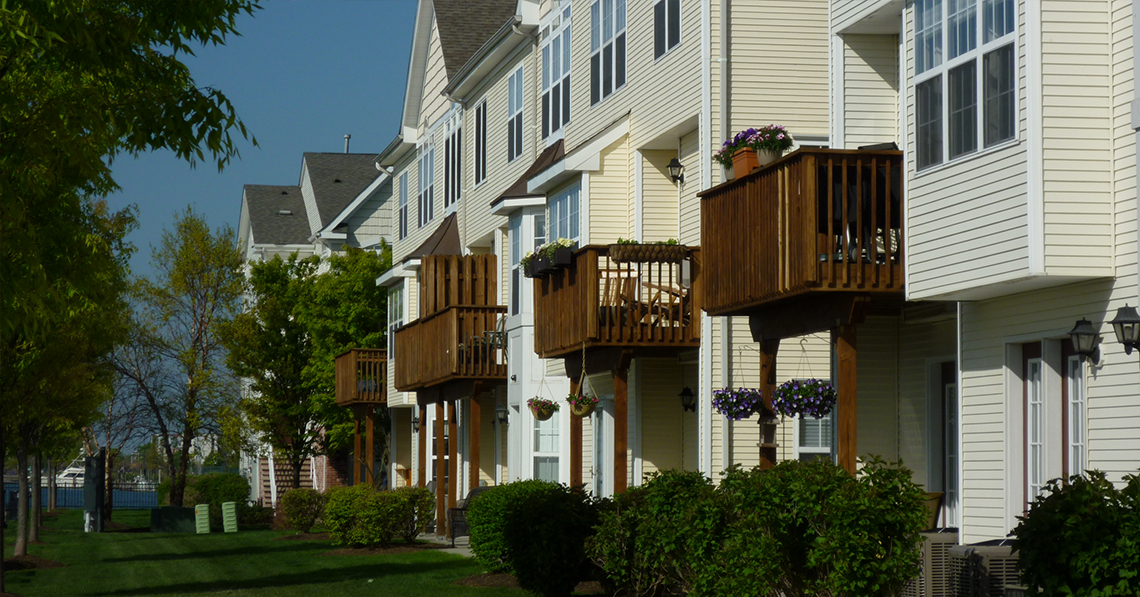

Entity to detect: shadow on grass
[101,541,323,563]
[87,557,476,596]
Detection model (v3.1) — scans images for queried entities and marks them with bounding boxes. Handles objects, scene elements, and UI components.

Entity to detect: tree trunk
[291,452,303,491]
[48,456,57,511]
[1,426,7,595]
[171,429,194,507]
[103,451,116,522]
[30,450,41,542]
[15,444,29,556]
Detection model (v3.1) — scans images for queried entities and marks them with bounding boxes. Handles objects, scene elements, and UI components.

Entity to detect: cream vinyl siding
[460,49,536,247]
[388,151,429,264]
[421,20,450,130]
[638,358,685,476]
[856,317,899,460]
[564,0,701,153]
[346,184,393,243]
[897,317,957,487]
[960,279,1140,543]
[773,332,832,462]
[642,150,679,241]
[903,2,1031,300]
[832,0,891,34]
[1040,2,1114,275]
[588,135,631,244]
[1110,0,1136,275]
[678,129,701,245]
[478,397,497,486]
[842,34,899,148]
[728,0,829,138]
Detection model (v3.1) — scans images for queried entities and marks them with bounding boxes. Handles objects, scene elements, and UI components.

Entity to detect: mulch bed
[3,555,65,571]
[321,542,448,556]
[274,532,330,541]
[453,573,604,595]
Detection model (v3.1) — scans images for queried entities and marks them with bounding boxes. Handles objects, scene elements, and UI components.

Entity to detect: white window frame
[913,0,1018,172]
[653,0,681,61]
[507,66,524,162]
[548,183,580,244]
[473,100,487,186]
[418,140,435,228]
[589,0,626,105]
[943,380,960,527]
[533,411,560,483]
[388,284,404,356]
[398,172,409,240]
[1025,357,1044,501]
[1066,356,1086,478]
[541,5,572,142]
[443,111,462,211]
[508,209,546,317]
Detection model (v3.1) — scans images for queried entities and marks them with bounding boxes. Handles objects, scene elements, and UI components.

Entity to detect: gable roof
[302,153,384,229]
[406,212,462,262]
[433,0,519,80]
[244,185,309,246]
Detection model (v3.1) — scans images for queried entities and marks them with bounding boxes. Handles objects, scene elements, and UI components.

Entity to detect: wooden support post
[613,351,633,493]
[447,400,458,536]
[759,339,780,469]
[569,377,583,488]
[469,390,482,490]
[365,407,375,486]
[436,401,446,537]
[835,325,858,474]
[353,407,363,485]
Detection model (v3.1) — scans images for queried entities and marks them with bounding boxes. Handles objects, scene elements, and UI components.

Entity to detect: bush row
[323,485,434,546]
[467,457,929,597]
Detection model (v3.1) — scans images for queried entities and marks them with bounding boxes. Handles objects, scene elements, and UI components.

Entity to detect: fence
[3,481,159,510]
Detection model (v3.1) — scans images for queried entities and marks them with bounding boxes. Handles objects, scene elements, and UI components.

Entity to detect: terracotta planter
[569,401,596,417]
[608,243,687,264]
[530,403,556,421]
[731,148,780,177]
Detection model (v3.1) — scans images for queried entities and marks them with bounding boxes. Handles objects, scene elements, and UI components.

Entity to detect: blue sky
[106,0,418,276]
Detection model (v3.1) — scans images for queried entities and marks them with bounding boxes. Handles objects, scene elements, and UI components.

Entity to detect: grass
[2,509,525,596]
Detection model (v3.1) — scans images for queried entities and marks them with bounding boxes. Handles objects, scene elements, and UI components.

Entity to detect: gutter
[374,133,405,169]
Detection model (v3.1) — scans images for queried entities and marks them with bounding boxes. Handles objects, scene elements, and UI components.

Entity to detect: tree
[122,209,244,507]
[0,0,258,343]
[221,246,391,489]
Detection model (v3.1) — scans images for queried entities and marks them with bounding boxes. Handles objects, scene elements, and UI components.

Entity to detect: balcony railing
[533,245,702,359]
[698,148,904,316]
[393,305,507,391]
[334,348,387,407]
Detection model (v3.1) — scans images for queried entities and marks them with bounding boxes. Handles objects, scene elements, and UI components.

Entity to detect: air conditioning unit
[948,539,1021,597]
[902,529,959,597]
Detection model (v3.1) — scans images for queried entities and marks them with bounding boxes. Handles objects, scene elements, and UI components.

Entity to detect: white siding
[678,129,701,245]
[346,184,393,244]
[857,317,900,460]
[588,135,631,244]
[420,20,450,131]
[842,34,899,148]
[642,149,679,241]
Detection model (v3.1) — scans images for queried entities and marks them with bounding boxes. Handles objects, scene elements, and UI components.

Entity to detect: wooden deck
[533,245,702,359]
[334,348,387,407]
[698,148,904,317]
[393,304,508,391]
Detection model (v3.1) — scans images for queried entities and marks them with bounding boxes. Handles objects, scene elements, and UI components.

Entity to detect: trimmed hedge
[280,488,326,533]
[324,485,436,547]
[467,480,558,574]
[392,486,434,543]
[179,473,251,531]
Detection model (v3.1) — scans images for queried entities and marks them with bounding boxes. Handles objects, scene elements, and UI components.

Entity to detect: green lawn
[2,509,525,597]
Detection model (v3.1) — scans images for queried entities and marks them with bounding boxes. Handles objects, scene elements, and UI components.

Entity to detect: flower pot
[608,243,687,264]
[569,401,596,417]
[530,403,556,421]
[551,246,573,267]
[731,148,781,176]
[533,254,556,275]
[523,261,540,278]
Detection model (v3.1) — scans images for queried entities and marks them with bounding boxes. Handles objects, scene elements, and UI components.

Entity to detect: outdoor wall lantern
[410,414,420,431]
[496,405,510,425]
[668,158,685,184]
[1068,318,1099,361]
[1110,304,1140,355]
[679,386,696,412]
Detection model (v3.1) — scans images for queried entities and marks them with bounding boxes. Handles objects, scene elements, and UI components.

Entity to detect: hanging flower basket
[567,392,598,417]
[528,397,559,421]
[608,242,687,264]
[712,387,764,421]
[772,378,837,419]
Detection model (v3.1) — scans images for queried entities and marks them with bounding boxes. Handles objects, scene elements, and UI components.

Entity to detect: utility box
[194,504,210,534]
[83,449,106,532]
[150,506,196,533]
[221,502,238,533]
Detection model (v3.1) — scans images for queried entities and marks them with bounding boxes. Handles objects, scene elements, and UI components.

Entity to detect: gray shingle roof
[303,152,384,229]
[244,185,310,246]
[433,0,518,80]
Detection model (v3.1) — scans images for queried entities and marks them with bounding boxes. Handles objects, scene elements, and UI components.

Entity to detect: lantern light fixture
[496,405,510,425]
[1068,318,1099,361]
[667,158,685,184]
[1110,304,1140,355]
[679,387,696,412]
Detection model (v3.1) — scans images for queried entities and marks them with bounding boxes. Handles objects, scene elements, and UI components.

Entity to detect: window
[1023,343,1044,503]
[548,184,579,243]
[388,285,404,356]
[418,141,435,227]
[798,409,834,462]
[1064,354,1086,477]
[653,0,680,60]
[941,362,960,527]
[474,101,487,185]
[398,172,408,240]
[590,0,626,105]
[534,411,559,482]
[542,5,572,140]
[510,215,522,315]
[914,0,1016,170]
[508,67,524,162]
[443,111,462,209]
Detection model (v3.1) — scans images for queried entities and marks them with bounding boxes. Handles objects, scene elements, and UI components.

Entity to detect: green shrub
[468,480,558,574]
[1012,472,1139,597]
[324,485,404,547]
[391,486,434,543]
[237,503,273,527]
[501,483,600,597]
[281,488,326,533]
[182,473,250,530]
[588,470,724,597]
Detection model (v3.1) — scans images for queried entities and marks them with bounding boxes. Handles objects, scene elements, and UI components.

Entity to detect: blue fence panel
[3,482,158,510]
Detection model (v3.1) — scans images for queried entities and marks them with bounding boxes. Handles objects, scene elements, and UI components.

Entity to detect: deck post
[834,325,857,473]
[758,339,780,469]
[353,407,363,485]
[447,400,458,536]
[365,407,375,486]
[612,351,633,493]
[469,385,482,490]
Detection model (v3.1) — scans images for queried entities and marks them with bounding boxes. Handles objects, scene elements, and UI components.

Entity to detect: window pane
[915,0,943,74]
[562,74,571,124]
[569,188,579,240]
[615,33,626,89]
[603,43,613,96]
[948,61,977,159]
[948,0,976,60]
[616,0,625,32]
[983,0,1015,43]
[916,76,943,169]
[983,43,1016,146]
[542,44,551,89]
[535,213,546,247]
[534,456,558,482]
[542,91,550,139]
[654,0,666,59]
[603,0,612,41]
[551,38,561,80]
[591,1,600,51]
[563,26,571,72]
[591,54,601,104]
[668,0,680,50]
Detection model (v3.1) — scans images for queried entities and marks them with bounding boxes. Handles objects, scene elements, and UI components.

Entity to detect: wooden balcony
[393,305,507,391]
[334,348,387,408]
[533,245,702,359]
[698,148,904,317]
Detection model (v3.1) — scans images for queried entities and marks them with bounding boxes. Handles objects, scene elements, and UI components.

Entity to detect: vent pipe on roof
[344,134,351,153]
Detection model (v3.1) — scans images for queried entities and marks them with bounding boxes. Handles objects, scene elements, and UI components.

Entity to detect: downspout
[1134,3,1139,308]
[698,0,714,477]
